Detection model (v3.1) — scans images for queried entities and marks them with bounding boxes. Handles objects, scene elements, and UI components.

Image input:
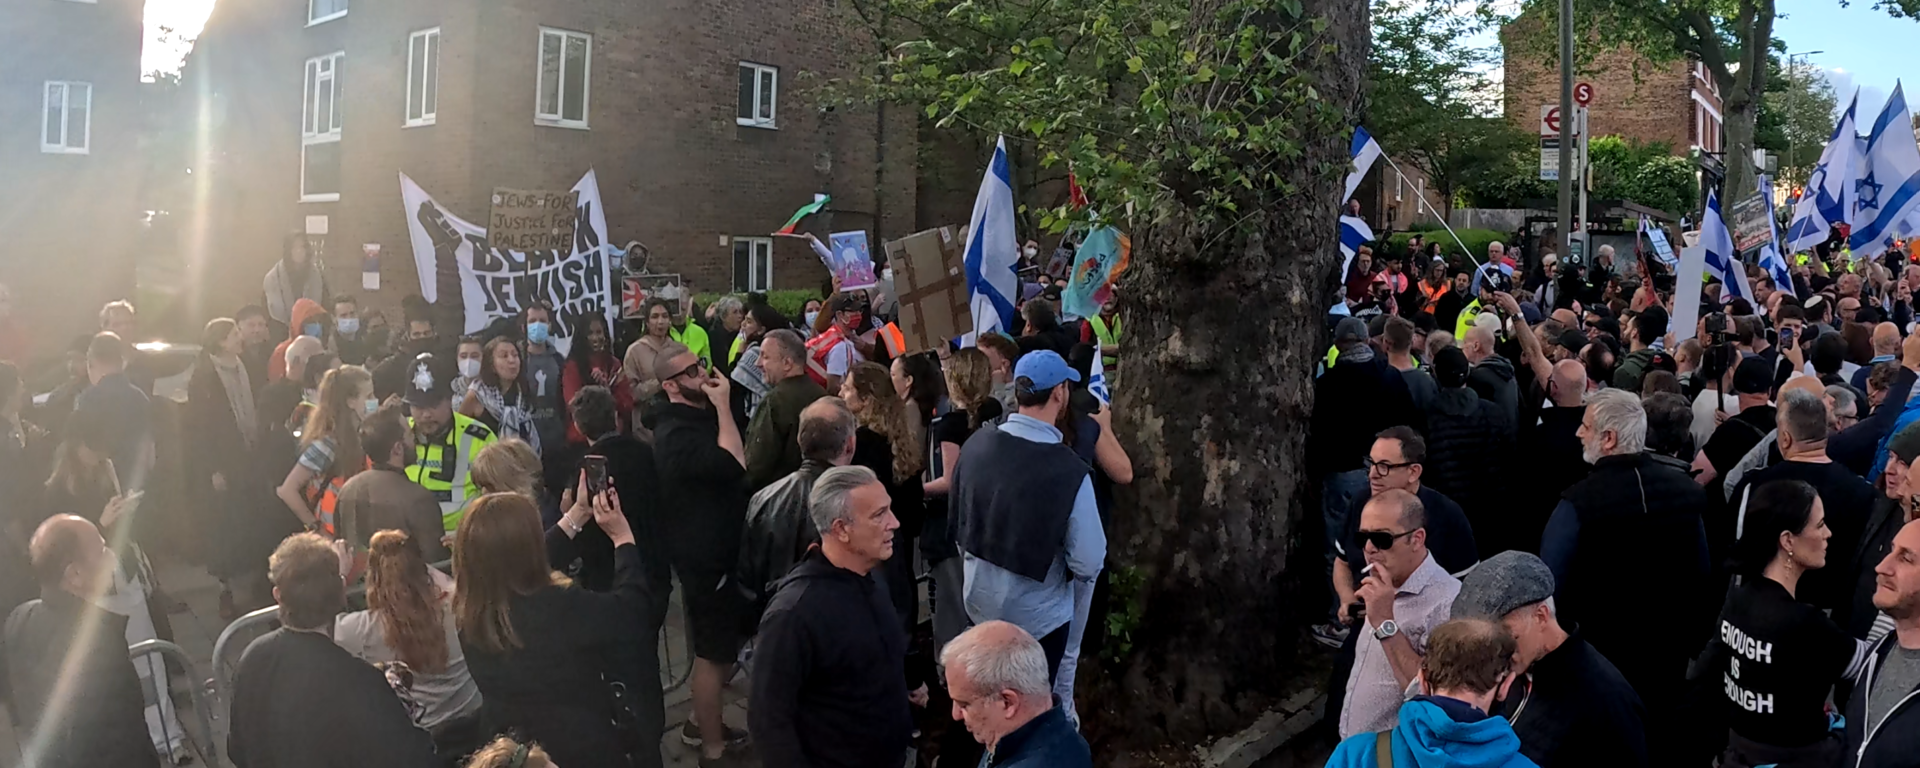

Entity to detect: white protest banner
[401,170,614,356]
[1670,243,1707,341]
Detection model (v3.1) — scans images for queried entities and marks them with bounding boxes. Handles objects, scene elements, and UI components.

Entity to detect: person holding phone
[550,385,666,611]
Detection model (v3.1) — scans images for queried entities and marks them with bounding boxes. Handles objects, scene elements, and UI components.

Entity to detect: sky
[142,0,217,77]
[1774,0,1920,121]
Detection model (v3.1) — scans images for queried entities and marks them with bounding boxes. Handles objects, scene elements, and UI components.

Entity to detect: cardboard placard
[885,227,973,354]
[488,187,580,252]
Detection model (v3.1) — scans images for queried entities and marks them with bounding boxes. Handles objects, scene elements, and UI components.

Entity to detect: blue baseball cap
[1014,350,1081,390]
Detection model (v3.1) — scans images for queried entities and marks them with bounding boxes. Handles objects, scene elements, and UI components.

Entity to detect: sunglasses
[1358,529,1418,551]
[671,361,708,381]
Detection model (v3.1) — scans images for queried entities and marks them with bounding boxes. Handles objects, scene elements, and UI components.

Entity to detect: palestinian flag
[774,194,831,235]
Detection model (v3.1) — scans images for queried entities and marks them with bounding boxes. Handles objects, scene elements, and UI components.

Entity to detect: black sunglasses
[672,361,708,381]
[1358,529,1418,551]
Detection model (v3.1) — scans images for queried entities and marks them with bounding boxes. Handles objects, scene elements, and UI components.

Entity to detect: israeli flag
[1850,83,1920,260]
[1756,174,1794,294]
[1339,214,1374,281]
[1702,187,1755,301]
[1089,343,1111,405]
[1345,126,1382,203]
[963,136,1022,340]
[1787,92,1861,253]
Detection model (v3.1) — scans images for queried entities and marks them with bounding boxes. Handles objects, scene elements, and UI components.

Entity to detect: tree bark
[1083,0,1369,760]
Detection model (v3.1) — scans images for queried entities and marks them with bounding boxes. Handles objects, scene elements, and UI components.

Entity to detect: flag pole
[1379,153,1484,270]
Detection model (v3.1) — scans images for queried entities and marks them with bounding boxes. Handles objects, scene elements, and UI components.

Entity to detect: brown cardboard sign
[488,188,579,251]
[885,226,973,354]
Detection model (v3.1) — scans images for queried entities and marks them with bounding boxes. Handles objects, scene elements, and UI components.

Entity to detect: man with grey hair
[943,620,1092,767]
[748,465,914,768]
[736,397,858,607]
[1450,552,1647,766]
[1543,386,1709,760]
[745,327,827,491]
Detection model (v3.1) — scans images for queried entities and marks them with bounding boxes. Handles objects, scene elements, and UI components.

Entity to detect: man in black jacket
[3,516,158,768]
[651,342,753,762]
[1421,347,1513,554]
[1846,519,1920,768]
[228,532,437,767]
[736,397,856,610]
[1832,335,1920,477]
[749,466,915,768]
[558,386,667,608]
[1452,551,1649,767]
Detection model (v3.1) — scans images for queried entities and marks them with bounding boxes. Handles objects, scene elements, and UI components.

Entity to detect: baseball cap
[1333,317,1369,345]
[1014,350,1082,390]
[403,352,459,407]
[1434,346,1471,388]
[1733,356,1775,396]
[1890,422,1920,465]
[1555,330,1590,356]
[1450,551,1556,620]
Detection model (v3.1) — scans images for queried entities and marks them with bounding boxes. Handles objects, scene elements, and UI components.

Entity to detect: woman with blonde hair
[922,348,1003,649]
[335,530,484,759]
[472,438,542,500]
[463,736,555,768]
[454,491,665,768]
[274,365,375,536]
[839,361,927,629]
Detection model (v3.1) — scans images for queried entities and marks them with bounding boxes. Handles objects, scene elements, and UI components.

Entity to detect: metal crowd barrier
[129,639,220,766]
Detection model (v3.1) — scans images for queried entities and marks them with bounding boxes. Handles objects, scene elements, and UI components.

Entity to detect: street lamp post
[1787,50,1823,189]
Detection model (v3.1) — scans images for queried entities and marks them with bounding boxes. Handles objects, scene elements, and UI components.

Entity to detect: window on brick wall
[41,81,90,154]
[302,52,344,201]
[732,237,773,292]
[738,62,778,128]
[406,28,440,127]
[309,0,346,25]
[536,28,591,128]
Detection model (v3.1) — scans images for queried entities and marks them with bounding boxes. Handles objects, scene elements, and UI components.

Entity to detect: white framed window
[308,0,346,25]
[737,62,778,128]
[302,52,344,201]
[41,81,91,154]
[732,237,773,292]
[535,28,591,128]
[406,28,440,127]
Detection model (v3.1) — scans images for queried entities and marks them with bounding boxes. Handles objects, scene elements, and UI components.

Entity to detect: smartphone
[1780,326,1796,350]
[582,456,609,497]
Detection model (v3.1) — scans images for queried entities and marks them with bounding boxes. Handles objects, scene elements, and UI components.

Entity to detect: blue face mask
[336,318,360,336]
[526,321,550,345]
[303,323,323,338]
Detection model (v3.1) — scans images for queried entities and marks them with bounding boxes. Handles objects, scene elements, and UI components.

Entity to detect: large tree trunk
[1083,0,1369,761]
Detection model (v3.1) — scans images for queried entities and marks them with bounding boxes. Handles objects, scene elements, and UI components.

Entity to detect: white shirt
[1691,388,1742,453]
[825,339,862,377]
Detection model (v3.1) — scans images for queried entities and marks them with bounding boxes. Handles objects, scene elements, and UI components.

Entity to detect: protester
[405,354,499,533]
[942,620,1093,768]
[1695,356,1780,492]
[736,398,856,607]
[841,361,928,628]
[274,365,373,535]
[976,332,1022,415]
[922,348,1005,655]
[1852,322,1902,395]
[745,329,828,491]
[335,529,485,757]
[951,350,1106,679]
[671,298,714,365]
[1843,519,1920,766]
[331,295,374,365]
[894,352,948,431]
[707,295,745,375]
[234,304,274,394]
[337,404,450,561]
[1854,424,1920,642]
[1420,347,1511,552]
[269,298,333,382]
[1383,316,1436,410]
[555,385,667,602]
[749,465,915,768]
[74,331,152,491]
[229,532,438,767]
[624,298,679,432]
[1446,551,1647,765]
[471,439,543,502]
[1613,306,1670,392]
[1310,317,1420,612]
[189,318,270,614]
[455,492,664,768]
[728,303,790,420]
[1691,340,1744,452]
[650,342,753,762]
[1327,618,1535,768]
[1080,293,1122,369]
[1544,388,1711,758]
[463,737,557,768]
[4,515,161,768]
[263,231,329,327]
[517,303,569,460]
[1337,489,1463,738]
[1017,297,1078,357]
[1461,318,1519,427]
[562,313,631,445]
[805,293,867,392]
[375,310,445,402]
[459,336,542,455]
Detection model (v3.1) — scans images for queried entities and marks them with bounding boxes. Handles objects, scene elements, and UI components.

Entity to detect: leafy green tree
[1369,0,1533,205]
[1756,52,1840,190]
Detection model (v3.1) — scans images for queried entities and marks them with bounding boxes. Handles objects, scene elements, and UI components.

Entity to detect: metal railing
[130,639,220,766]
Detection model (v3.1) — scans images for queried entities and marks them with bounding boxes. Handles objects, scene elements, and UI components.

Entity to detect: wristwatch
[1372,619,1399,641]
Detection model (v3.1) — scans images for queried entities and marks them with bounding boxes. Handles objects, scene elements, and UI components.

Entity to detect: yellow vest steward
[407,412,496,532]
[1088,315,1121,367]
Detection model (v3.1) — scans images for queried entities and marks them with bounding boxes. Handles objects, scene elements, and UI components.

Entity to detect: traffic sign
[1574,82,1595,107]
[1540,105,1560,136]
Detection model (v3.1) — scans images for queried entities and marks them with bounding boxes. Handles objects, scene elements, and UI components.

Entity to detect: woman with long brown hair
[839,361,927,629]
[274,365,375,536]
[454,490,664,768]
[335,530,484,756]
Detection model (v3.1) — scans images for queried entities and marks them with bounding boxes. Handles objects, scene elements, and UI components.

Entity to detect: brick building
[1,0,146,357]
[180,0,919,328]
[1502,11,1723,158]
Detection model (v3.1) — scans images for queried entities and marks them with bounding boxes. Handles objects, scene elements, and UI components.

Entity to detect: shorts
[677,567,749,663]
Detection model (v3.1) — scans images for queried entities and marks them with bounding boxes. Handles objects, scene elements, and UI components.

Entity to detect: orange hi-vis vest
[806,326,850,386]
[303,456,373,536]
[874,323,906,359]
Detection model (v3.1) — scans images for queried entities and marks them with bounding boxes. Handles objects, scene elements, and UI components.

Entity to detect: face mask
[303,323,323,338]
[805,311,820,327]
[336,318,360,336]
[882,267,894,282]
[1024,247,1039,260]
[363,398,380,416]
[459,359,481,379]
[526,322,550,345]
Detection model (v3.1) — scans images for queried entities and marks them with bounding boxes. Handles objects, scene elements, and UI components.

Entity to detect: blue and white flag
[1756,175,1794,294]
[962,136,1021,341]
[1787,92,1862,253]
[1702,188,1756,301]
[1345,126,1382,204]
[1339,215,1374,281]
[1088,342,1111,405]
[1850,83,1920,260]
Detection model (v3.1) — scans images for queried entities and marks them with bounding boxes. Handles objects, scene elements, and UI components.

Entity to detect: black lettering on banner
[481,275,513,314]
[561,258,585,303]
[466,232,507,273]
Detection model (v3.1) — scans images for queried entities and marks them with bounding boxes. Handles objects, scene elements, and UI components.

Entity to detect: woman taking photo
[729,304,790,420]
[275,365,375,536]
[188,318,272,615]
[1709,479,1873,768]
[455,491,664,768]
[336,530,484,762]
[461,337,542,455]
[563,313,631,445]
[840,362,927,624]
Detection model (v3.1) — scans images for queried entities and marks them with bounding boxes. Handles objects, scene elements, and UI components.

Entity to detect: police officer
[403,352,496,533]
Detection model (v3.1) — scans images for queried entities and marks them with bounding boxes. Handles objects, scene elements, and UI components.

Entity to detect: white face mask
[458,358,481,379]
[805,311,820,327]
[1024,246,1039,260]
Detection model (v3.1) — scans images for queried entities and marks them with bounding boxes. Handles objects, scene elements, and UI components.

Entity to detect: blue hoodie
[1327,697,1539,768]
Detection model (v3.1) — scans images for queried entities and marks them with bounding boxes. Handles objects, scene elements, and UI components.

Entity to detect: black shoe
[680,720,749,748]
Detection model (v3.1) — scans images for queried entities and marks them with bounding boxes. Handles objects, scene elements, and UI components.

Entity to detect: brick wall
[1501,12,1695,155]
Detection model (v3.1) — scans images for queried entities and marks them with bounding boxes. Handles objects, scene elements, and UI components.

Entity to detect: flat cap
[1450,551,1555,620]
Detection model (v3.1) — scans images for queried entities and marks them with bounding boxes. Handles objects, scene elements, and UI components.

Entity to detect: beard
[1581,437,1604,465]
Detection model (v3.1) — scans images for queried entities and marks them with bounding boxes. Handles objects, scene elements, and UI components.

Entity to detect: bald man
[1519,360,1590,552]
[1851,322,1902,394]
[3,516,158,768]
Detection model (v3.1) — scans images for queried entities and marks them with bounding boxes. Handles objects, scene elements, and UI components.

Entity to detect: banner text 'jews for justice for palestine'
[401,170,614,356]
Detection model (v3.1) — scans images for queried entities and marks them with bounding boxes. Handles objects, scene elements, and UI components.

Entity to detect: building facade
[1502,13,1724,159]
[1,0,146,357]
[182,0,919,328]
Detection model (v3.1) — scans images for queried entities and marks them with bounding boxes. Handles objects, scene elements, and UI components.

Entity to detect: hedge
[692,290,823,321]
[1382,228,1508,265]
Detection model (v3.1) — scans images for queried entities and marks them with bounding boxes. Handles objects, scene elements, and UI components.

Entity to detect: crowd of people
[0,231,1133,768]
[1313,227,1920,767]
